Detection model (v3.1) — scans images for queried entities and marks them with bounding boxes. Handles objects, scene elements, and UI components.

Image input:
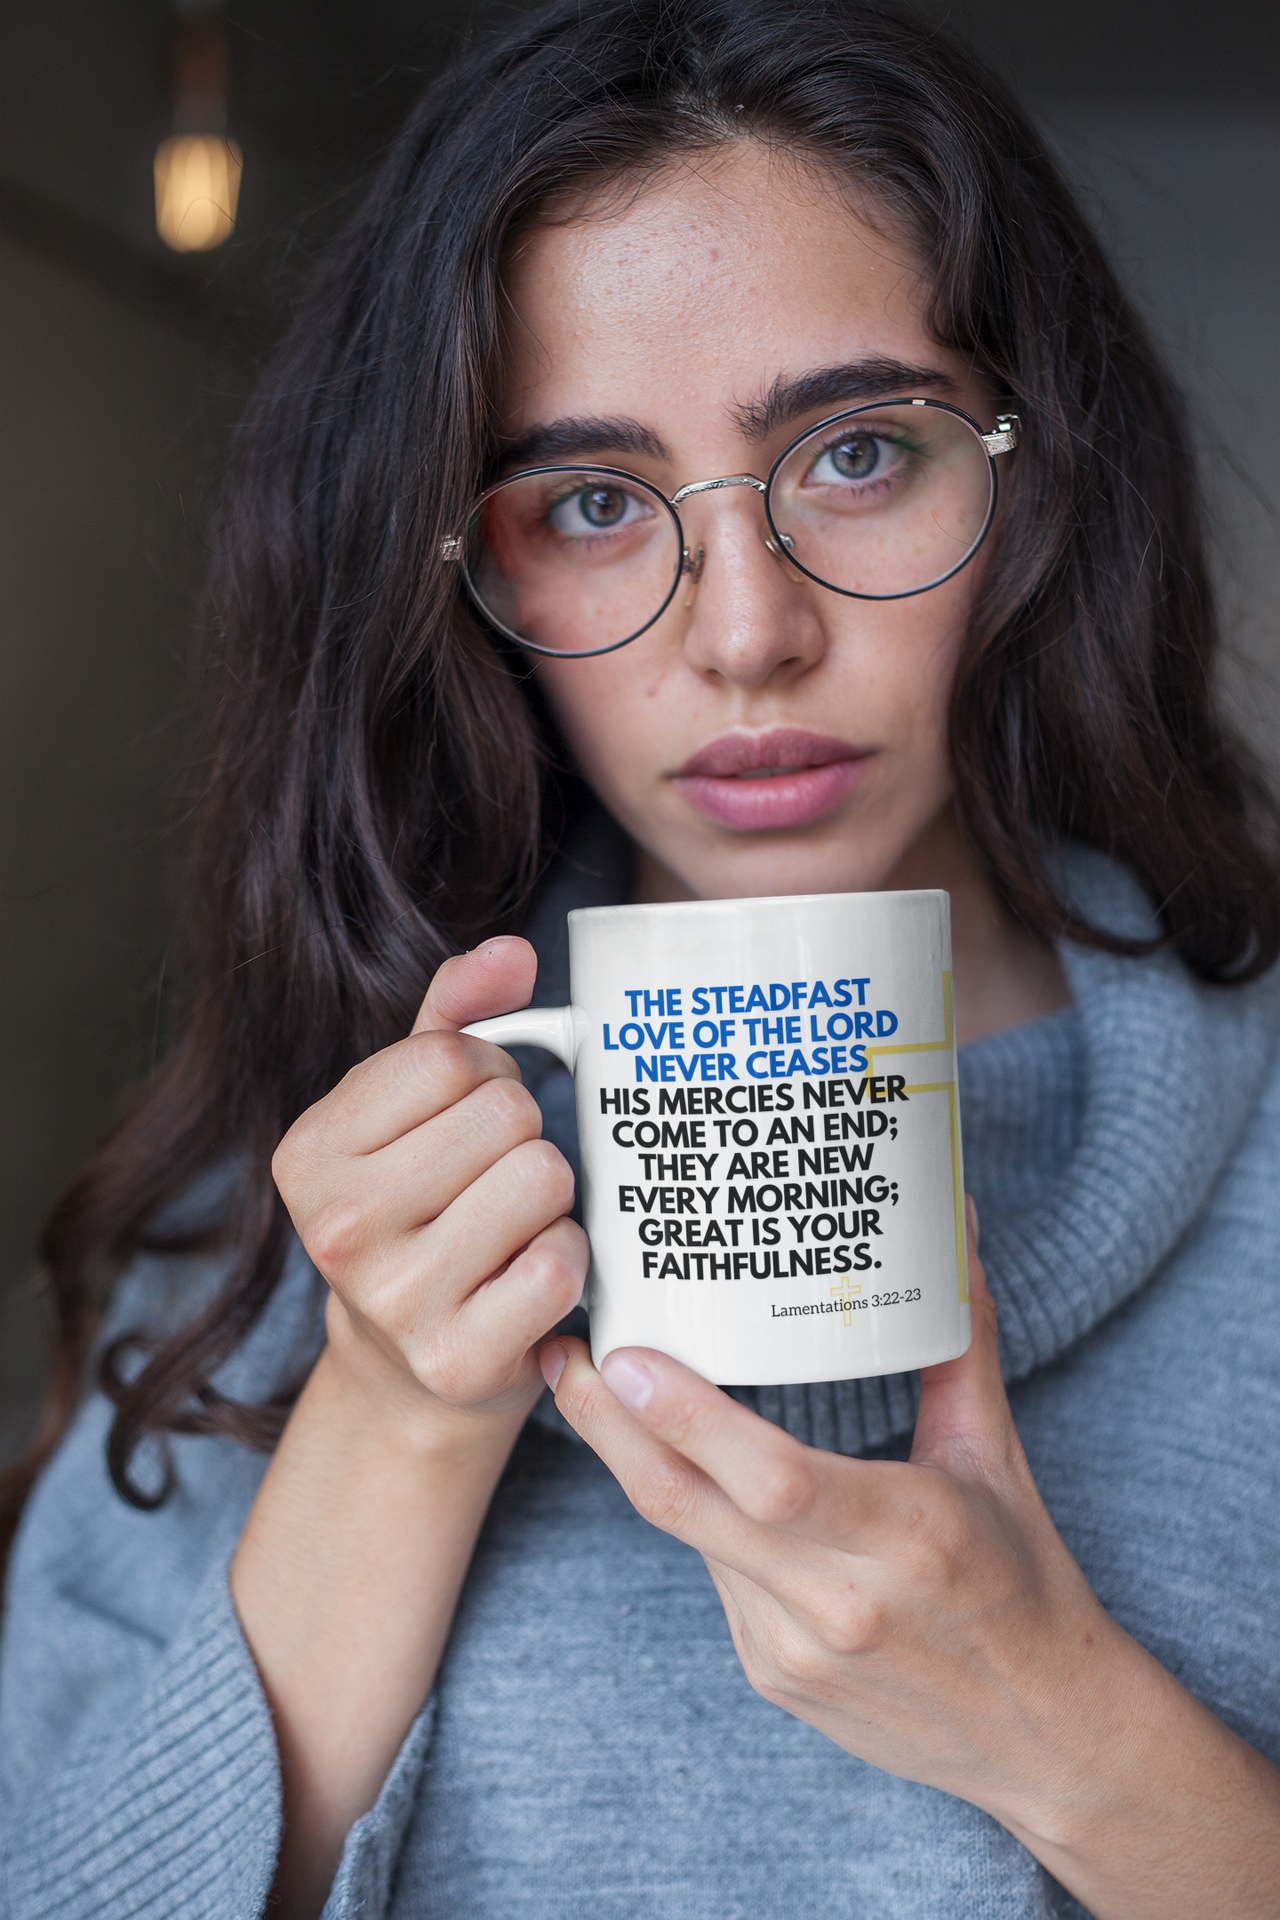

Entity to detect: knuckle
[445,1079,538,1170]
[553,1217,591,1268]
[630,1455,699,1536]
[513,1137,576,1209]
[304,1200,367,1279]
[805,1587,887,1658]
[406,1027,473,1085]
[476,1074,543,1139]
[519,1240,586,1313]
[742,1454,819,1528]
[399,1028,497,1104]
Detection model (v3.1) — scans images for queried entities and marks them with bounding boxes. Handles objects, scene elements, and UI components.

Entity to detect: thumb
[909,1197,1014,1475]
[411,935,538,1035]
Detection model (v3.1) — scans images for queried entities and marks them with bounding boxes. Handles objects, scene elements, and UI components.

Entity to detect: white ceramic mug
[464,890,970,1385]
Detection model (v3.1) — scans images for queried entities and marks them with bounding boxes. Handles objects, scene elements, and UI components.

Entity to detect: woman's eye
[547,483,649,536]
[806,432,907,488]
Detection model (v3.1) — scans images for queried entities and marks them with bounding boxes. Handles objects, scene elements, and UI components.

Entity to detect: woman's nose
[676,494,827,689]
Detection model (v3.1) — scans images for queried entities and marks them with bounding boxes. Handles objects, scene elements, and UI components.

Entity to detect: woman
[3,2,1279,1916]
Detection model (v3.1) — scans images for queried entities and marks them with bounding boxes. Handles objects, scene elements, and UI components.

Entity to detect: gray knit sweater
[4,845,1280,1920]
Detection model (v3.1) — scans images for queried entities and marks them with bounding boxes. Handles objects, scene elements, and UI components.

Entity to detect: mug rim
[566,887,949,926]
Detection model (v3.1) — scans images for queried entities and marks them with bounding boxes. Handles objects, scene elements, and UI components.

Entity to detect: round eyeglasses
[441,398,1019,658]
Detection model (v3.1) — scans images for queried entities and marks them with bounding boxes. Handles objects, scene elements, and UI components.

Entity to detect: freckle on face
[499,143,997,903]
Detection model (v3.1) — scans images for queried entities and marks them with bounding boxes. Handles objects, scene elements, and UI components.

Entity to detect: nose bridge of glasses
[673,474,791,582]
[670,472,767,508]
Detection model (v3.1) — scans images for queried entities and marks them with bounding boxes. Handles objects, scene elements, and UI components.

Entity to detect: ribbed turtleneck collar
[522,820,1280,1456]
[971,848,1280,1386]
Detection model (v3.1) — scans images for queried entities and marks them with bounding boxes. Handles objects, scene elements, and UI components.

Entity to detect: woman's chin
[653,826,906,904]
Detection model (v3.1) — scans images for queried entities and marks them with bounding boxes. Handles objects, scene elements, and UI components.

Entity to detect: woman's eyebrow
[497,360,953,470]
[734,359,957,439]
[498,415,669,469]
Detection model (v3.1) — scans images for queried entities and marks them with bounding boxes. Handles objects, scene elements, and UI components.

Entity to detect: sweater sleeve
[321,1702,437,1920]
[0,1384,279,1917]
[1,1246,435,1920]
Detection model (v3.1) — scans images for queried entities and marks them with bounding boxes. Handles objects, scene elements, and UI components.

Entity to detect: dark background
[3,1,1278,1461]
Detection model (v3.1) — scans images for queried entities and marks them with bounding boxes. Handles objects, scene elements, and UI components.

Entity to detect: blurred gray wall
[1048,106,1280,744]
[0,237,202,1459]
[2,2,1278,1463]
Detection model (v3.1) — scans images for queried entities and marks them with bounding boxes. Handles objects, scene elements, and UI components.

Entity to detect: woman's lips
[670,729,871,831]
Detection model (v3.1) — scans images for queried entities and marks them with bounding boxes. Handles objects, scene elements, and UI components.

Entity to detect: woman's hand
[546,1202,1090,1809]
[273,934,587,1432]
[238,937,586,1920]
[541,1202,1280,1920]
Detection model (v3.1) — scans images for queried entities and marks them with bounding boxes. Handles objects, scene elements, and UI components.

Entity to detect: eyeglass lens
[464,402,996,656]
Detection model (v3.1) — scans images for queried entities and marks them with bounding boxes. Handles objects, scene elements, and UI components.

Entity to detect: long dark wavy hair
[5,0,1278,1534]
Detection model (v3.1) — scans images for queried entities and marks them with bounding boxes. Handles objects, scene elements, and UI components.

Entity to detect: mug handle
[461,1005,582,1072]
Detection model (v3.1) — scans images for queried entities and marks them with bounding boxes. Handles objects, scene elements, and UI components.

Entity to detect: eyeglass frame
[440,396,1020,659]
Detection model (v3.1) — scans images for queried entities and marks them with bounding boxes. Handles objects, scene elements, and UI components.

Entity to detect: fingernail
[965,1194,980,1245]
[601,1352,654,1411]
[540,1342,567,1392]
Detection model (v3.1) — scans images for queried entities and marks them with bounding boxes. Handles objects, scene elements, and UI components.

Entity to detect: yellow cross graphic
[831,1283,862,1325]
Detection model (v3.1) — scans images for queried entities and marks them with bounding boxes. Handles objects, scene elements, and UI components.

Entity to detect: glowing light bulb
[154,133,242,251]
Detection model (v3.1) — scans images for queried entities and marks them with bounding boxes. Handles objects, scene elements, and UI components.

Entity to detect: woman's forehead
[497,144,968,443]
